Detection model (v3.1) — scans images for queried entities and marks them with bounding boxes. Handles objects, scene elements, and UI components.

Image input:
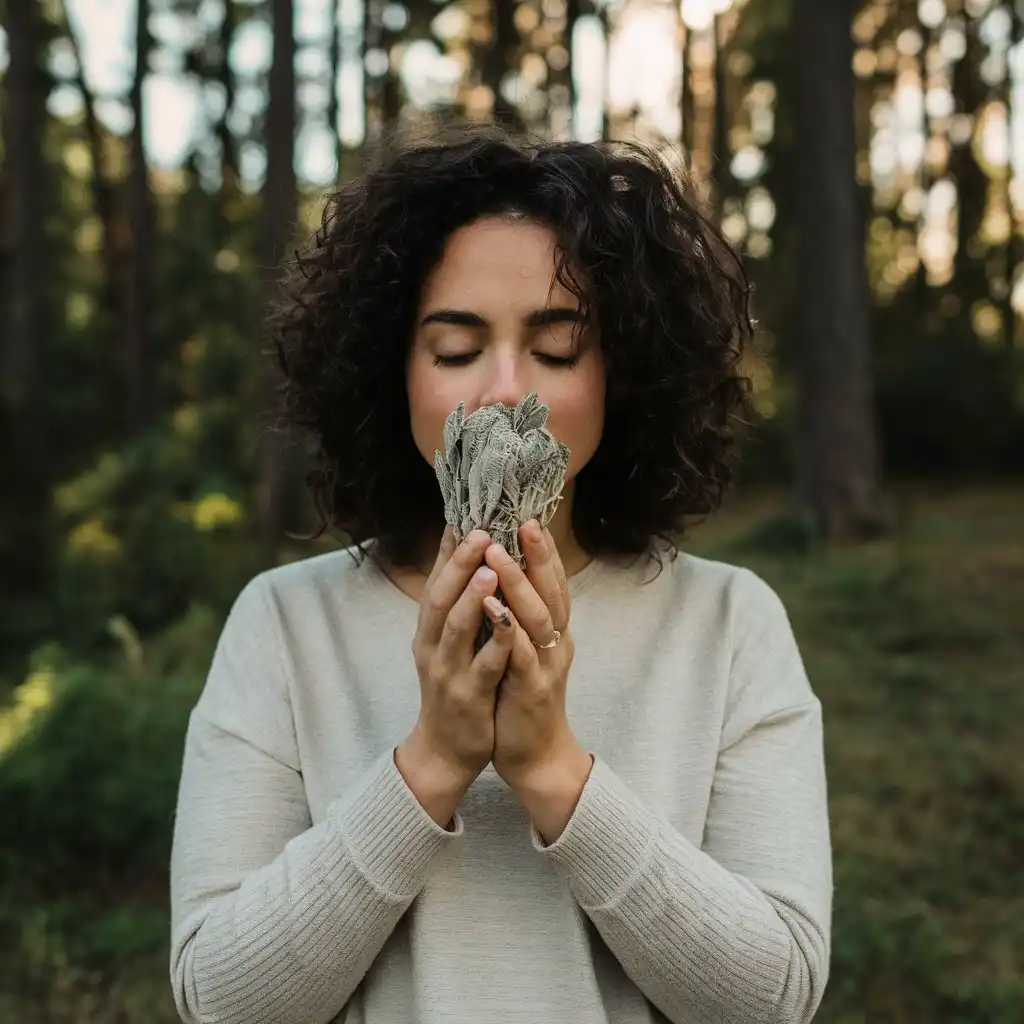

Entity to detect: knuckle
[526,608,552,636]
[456,536,482,562]
[449,676,478,704]
[440,616,465,646]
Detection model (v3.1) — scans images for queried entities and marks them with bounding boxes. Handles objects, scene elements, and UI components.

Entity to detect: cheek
[406,365,451,462]
[547,370,605,476]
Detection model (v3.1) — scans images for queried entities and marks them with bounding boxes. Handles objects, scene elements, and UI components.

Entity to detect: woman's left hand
[482,520,578,787]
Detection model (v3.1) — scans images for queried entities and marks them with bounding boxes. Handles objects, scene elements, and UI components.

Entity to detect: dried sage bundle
[433,392,571,650]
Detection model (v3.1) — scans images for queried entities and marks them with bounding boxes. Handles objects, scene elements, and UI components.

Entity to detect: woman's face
[406,216,606,486]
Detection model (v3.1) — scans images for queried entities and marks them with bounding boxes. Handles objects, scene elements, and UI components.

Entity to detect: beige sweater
[170,543,832,1024]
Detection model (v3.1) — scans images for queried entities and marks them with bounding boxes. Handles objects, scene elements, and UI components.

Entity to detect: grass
[1,484,1021,1022]
[691,483,1024,1022]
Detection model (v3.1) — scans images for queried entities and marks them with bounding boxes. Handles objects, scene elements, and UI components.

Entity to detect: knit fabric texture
[169,545,833,1024]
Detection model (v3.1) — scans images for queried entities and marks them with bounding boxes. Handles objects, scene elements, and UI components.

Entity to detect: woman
[170,126,832,1024]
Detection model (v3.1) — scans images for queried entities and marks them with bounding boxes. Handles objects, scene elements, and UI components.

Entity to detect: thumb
[473,596,517,684]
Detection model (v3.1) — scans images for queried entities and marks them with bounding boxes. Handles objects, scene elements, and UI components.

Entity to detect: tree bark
[1,0,47,462]
[1003,0,1022,346]
[483,0,523,129]
[61,0,131,354]
[793,0,884,540]
[256,0,298,555]
[217,0,239,191]
[381,21,403,129]
[566,0,580,138]
[914,0,933,301]
[126,0,159,433]
[361,0,379,143]
[328,0,342,177]
[1,0,49,603]
[680,22,695,166]
[712,13,732,220]
[950,15,988,291]
[599,1,611,142]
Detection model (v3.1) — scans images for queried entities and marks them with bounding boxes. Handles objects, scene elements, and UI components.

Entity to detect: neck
[541,479,591,576]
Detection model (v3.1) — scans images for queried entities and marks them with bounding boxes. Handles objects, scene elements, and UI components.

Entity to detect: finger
[436,564,498,661]
[419,530,492,644]
[543,527,572,622]
[471,595,518,685]
[502,599,541,675]
[519,519,567,632]
[483,539,556,648]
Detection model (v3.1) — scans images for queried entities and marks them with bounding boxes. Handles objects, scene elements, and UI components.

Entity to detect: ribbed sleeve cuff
[530,755,662,910]
[327,748,464,900]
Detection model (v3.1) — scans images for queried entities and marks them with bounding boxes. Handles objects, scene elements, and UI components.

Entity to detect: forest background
[1,0,1022,1020]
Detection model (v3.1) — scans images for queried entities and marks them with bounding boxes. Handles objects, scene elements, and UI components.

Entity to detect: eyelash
[432,353,580,368]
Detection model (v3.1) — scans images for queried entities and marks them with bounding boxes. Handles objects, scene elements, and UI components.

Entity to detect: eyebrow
[419,306,586,328]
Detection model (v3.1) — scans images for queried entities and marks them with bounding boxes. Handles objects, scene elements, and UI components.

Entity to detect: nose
[475,346,528,412]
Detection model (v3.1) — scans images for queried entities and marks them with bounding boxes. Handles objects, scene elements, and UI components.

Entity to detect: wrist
[394,730,478,830]
[505,741,594,845]
[507,741,593,797]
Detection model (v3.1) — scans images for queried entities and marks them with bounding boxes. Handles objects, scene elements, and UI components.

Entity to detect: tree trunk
[257,0,298,555]
[914,1,933,300]
[1002,0,1022,346]
[599,1,611,141]
[381,22,403,129]
[566,0,580,138]
[361,0,378,144]
[328,0,342,177]
[793,0,884,540]
[680,22,695,166]
[483,0,523,129]
[712,13,732,220]
[218,0,238,191]
[1,0,47,461]
[950,15,988,292]
[1,0,49,607]
[126,0,158,433]
[61,0,131,351]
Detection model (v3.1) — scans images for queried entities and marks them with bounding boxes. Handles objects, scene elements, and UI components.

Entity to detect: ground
[2,484,1021,1022]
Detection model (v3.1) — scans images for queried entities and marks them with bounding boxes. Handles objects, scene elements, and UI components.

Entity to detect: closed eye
[432,352,580,368]
[431,353,476,367]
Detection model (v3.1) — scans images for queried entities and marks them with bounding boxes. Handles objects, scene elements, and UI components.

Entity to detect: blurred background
[0,0,1022,1020]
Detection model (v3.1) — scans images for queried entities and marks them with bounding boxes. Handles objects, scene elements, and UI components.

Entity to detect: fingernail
[476,567,497,586]
[483,596,512,627]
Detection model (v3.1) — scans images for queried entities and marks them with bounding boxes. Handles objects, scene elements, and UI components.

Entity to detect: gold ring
[533,629,561,650]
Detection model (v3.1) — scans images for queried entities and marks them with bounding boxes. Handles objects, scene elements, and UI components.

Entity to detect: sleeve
[530,569,832,1024]
[169,575,463,1024]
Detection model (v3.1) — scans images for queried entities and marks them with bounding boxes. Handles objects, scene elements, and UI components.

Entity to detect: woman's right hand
[395,526,516,824]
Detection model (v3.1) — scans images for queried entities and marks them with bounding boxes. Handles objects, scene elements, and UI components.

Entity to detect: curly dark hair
[269,123,753,574]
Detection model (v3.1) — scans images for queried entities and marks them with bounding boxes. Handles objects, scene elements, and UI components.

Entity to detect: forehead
[419,217,578,309]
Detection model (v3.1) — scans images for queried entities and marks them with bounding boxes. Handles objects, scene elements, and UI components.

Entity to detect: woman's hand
[481,520,580,788]
[395,526,516,826]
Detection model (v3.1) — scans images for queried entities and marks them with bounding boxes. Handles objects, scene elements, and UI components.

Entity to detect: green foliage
[874,308,1024,477]
[3,0,1023,1017]
[0,657,199,886]
[52,423,261,652]
[2,489,1021,1021]
[716,489,1024,1023]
